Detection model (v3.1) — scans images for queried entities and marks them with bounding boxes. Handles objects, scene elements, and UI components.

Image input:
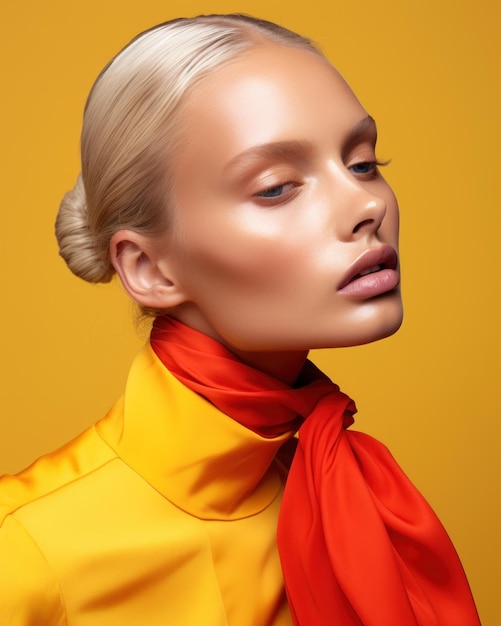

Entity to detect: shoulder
[0,425,117,625]
[0,424,117,524]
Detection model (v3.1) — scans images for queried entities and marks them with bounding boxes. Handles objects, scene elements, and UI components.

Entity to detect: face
[155,43,403,357]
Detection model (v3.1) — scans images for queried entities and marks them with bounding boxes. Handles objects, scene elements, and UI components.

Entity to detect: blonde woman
[0,14,480,625]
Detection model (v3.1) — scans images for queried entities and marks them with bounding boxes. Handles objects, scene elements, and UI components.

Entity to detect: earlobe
[110,230,187,310]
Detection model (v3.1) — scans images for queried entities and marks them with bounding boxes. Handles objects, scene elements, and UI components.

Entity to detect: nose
[351,194,387,237]
[328,168,388,241]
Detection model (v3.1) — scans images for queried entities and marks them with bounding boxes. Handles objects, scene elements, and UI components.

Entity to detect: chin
[353,297,404,347]
[325,294,404,349]
[362,316,403,346]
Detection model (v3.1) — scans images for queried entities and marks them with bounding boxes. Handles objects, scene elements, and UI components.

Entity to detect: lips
[338,245,399,296]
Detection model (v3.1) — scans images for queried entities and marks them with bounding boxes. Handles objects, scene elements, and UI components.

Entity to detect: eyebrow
[223,139,313,176]
[342,115,378,154]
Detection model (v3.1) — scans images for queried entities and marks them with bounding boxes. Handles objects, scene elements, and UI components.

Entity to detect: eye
[348,159,389,179]
[252,181,299,206]
[349,161,377,175]
[255,183,295,199]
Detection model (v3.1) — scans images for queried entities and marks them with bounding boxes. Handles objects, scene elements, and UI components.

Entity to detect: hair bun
[55,175,114,283]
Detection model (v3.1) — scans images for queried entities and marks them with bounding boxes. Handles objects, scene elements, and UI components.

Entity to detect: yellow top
[0,346,293,625]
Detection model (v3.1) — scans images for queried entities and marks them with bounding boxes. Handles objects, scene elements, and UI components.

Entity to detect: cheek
[175,203,318,293]
[175,222,298,300]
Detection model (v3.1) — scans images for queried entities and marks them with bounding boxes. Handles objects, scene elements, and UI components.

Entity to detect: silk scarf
[150,316,480,626]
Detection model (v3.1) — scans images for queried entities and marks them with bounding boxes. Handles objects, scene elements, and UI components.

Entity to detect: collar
[96,345,290,520]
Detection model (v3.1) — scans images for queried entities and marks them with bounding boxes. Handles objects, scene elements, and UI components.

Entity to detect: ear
[110,230,188,310]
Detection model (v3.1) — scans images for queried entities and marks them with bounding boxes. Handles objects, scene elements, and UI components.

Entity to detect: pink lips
[338,245,400,297]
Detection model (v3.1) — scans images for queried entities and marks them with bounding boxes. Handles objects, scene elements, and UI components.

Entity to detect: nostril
[353,218,374,234]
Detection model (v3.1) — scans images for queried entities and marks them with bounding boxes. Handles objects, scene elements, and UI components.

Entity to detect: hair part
[55,14,320,287]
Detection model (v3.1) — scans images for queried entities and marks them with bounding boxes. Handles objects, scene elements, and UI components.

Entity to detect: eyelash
[253,182,298,204]
[348,159,389,178]
[255,182,294,198]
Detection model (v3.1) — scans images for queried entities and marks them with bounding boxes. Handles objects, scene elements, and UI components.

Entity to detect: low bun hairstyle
[56,175,114,283]
[55,14,319,286]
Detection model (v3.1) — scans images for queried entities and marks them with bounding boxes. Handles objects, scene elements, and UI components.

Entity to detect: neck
[227,347,309,386]
[168,312,309,386]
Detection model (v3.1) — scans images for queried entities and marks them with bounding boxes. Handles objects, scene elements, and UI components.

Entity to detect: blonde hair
[55,14,320,284]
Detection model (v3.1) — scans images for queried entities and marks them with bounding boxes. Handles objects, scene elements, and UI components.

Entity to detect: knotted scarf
[151,316,480,626]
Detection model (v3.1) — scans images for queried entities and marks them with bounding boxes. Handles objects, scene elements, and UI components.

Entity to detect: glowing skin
[113,44,403,382]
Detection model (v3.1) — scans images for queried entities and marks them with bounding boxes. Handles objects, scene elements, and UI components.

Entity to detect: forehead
[174,43,367,174]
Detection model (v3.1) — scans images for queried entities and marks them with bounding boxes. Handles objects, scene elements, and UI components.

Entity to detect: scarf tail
[278,405,480,625]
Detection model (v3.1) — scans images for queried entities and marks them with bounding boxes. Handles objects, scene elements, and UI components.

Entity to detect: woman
[0,14,480,625]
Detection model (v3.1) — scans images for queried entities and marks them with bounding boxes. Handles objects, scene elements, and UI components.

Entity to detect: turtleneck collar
[96,345,293,520]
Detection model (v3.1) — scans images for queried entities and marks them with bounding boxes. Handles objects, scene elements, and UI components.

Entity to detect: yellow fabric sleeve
[0,515,66,625]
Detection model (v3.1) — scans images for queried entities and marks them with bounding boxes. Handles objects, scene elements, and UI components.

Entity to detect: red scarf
[151,316,479,626]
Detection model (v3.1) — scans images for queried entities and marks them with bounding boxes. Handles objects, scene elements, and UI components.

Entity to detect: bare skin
[111,44,403,384]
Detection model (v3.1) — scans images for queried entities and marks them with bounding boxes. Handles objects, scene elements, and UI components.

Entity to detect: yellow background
[1,0,498,622]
